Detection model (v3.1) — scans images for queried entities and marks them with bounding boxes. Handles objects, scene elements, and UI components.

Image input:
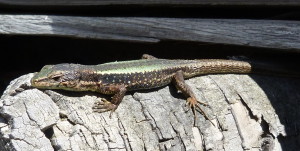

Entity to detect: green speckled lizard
[31,54,257,125]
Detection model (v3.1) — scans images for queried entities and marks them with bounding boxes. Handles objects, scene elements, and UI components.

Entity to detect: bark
[1,73,299,151]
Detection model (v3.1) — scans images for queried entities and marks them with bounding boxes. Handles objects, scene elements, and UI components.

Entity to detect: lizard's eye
[49,74,63,81]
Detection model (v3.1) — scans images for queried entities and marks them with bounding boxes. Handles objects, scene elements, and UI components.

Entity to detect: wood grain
[1,15,300,51]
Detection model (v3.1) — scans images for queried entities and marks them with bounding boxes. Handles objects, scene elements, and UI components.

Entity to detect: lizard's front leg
[93,84,127,117]
[173,70,214,126]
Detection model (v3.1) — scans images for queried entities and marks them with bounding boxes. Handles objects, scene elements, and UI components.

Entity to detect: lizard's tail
[191,59,252,76]
[189,59,300,78]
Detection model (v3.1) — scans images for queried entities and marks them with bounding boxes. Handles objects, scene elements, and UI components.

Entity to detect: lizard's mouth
[31,74,61,89]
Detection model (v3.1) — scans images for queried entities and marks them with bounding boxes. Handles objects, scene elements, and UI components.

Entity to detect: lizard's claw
[92,98,117,118]
[187,97,215,126]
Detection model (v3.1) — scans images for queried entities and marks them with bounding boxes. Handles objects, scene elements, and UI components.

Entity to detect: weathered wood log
[1,0,300,6]
[1,15,300,51]
[1,73,299,150]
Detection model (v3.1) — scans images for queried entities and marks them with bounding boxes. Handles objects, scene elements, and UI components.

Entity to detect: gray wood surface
[1,72,299,150]
[0,0,300,6]
[1,15,300,51]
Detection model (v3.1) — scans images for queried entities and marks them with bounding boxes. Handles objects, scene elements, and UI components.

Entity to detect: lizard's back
[92,59,195,90]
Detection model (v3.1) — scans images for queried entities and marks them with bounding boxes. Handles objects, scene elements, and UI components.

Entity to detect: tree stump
[1,73,299,151]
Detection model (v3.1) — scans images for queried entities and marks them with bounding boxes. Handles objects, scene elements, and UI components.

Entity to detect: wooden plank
[1,15,300,51]
[1,0,300,6]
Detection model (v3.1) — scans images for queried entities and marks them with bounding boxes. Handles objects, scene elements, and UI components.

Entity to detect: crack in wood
[117,118,133,151]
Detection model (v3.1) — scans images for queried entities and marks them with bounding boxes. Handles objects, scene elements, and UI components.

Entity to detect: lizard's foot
[187,97,208,106]
[187,97,214,126]
[92,98,117,118]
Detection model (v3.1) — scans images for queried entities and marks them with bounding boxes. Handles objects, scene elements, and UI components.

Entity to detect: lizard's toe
[92,99,117,117]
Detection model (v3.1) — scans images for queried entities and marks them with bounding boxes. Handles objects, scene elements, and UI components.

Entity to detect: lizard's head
[31,64,80,90]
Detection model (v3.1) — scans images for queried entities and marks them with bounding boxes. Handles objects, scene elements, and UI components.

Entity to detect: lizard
[31,54,284,125]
